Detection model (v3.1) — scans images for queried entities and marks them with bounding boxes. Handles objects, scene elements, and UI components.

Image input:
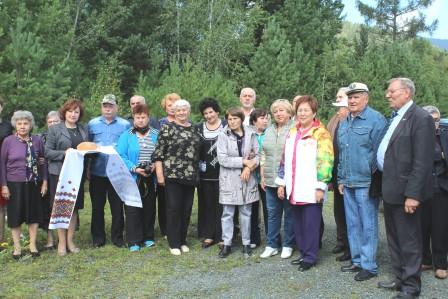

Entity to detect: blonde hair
[270,99,293,117]
[160,93,180,110]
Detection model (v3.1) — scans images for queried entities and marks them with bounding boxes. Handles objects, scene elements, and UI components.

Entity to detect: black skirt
[7,181,43,227]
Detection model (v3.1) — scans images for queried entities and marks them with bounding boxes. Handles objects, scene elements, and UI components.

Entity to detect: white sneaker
[250,243,257,249]
[180,245,190,253]
[260,247,278,258]
[280,247,293,259]
[170,248,181,256]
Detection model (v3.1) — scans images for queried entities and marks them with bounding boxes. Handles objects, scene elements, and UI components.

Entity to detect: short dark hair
[132,103,150,116]
[59,98,84,121]
[198,97,221,115]
[249,108,268,125]
[295,95,318,114]
[225,107,245,122]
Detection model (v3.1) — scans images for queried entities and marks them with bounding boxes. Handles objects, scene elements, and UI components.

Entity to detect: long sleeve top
[0,134,48,185]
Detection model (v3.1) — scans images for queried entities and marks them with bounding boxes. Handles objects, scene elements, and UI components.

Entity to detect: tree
[356,0,438,41]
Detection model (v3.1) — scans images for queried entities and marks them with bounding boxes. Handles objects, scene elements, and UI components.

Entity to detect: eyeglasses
[385,88,405,95]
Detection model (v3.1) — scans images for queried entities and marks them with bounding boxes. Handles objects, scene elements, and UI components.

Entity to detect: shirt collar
[100,115,117,124]
[350,106,369,120]
[396,100,413,117]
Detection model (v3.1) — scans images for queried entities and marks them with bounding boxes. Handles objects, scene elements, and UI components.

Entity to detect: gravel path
[160,201,448,299]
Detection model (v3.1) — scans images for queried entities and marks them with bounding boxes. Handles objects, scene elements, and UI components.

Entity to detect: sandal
[202,239,215,249]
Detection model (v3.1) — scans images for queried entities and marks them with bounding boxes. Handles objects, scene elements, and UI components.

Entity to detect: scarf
[132,126,150,135]
[16,134,39,184]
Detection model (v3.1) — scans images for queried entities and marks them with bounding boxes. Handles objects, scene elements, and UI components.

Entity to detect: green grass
[0,193,250,298]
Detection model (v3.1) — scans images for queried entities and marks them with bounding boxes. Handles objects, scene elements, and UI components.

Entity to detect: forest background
[0,0,447,127]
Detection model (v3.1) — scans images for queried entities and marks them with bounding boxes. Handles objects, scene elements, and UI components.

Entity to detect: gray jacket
[261,119,295,187]
[45,122,89,175]
[217,125,260,205]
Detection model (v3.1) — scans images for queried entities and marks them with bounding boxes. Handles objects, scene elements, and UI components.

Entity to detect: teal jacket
[115,127,159,181]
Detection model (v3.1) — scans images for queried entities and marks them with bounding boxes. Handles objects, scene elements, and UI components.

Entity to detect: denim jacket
[337,106,386,188]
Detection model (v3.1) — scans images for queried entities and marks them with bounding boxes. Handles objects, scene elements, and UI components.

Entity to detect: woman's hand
[277,186,285,200]
[243,159,257,171]
[156,174,165,186]
[41,180,48,197]
[338,184,344,195]
[315,189,324,203]
[1,186,10,200]
[240,167,251,182]
[260,177,266,191]
[135,168,149,177]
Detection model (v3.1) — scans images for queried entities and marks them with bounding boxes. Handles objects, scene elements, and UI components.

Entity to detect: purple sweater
[0,134,48,185]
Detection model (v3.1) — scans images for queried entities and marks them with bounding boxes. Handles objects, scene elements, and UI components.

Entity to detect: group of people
[0,77,446,299]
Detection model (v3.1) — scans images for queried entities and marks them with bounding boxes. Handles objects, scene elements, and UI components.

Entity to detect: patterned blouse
[153,122,201,186]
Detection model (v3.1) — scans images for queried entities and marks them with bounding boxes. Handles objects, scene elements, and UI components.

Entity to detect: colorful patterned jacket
[275,120,334,205]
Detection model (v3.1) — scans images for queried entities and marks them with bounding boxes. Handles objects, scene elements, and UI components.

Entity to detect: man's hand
[1,186,10,200]
[404,198,420,214]
[315,190,324,203]
[338,184,344,195]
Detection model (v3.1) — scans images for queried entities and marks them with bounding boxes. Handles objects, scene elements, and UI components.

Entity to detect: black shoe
[378,280,402,291]
[30,251,41,258]
[341,264,362,273]
[393,291,418,299]
[12,253,22,260]
[354,269,377,281]
[332,245,345,254]
[290,257,304,265]
[336,252,351,262]
[242,245,252,257]
[93,242,105,248]
[219,245,231,258]
[113,242,126,248]
[298,261,314,272]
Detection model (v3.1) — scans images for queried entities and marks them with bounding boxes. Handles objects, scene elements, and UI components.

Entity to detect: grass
[0,192,249,298]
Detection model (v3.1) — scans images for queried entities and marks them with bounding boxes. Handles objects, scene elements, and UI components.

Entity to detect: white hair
[173,99,191,111]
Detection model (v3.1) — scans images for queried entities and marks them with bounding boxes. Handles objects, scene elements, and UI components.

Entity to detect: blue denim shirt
[337,106,386,188]
[88,116,131,176]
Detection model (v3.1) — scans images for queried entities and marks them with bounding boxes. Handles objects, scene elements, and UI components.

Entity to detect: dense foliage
[0,0,446,127]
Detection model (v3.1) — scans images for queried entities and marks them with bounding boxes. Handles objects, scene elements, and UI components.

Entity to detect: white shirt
[377,100,413,171]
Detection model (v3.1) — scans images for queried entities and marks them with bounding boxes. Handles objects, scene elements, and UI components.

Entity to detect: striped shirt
[137,129,157,164]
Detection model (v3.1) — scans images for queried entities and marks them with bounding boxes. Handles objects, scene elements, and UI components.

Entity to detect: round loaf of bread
[76,142,98,151]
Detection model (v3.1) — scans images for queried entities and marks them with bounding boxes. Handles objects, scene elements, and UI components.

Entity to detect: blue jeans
[265,186,295,248]
[343,187,379,274]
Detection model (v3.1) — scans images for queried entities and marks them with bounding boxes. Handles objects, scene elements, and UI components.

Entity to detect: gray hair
[46,110,60,121]
[338,87,350,94]
[388,77,415,97]
[130,95,145,104]
[422,105,440,116]
[11,110,35,129]
[173,99,191,111]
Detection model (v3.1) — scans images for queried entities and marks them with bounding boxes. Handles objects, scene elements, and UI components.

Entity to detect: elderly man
[88,94,131,248]
[240,87,256,126]
[128,95,160,129]
[327,87,351,262]
[337,82,387,281]
[377,78,435,298]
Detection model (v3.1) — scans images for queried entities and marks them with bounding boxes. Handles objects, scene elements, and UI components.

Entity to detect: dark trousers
[90,176,124,246]
[165,181,194,249]
[197,180,222,241]
[333,187,350,253]
[384,202,422,296]
[156,185,167,236]
[292,204,322,264]
[250,184,267,245]
[421,190,448,269]
[125,177,156,246]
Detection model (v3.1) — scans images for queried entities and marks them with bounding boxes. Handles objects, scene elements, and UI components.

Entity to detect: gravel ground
[159,201,448,299]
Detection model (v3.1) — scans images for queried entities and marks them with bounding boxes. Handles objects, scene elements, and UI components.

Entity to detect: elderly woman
[217,107,260,258]
[0,111,48,259]
[117,104,158,252]
[0,99,13,248]
[45,98,89,256]
[154,99,200,256]
[276,95,333,271]
[40,111,61,250]
[196,98,225,248]
[421,105,448,279]
[249,108,268,248]
[259,99,296,259]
